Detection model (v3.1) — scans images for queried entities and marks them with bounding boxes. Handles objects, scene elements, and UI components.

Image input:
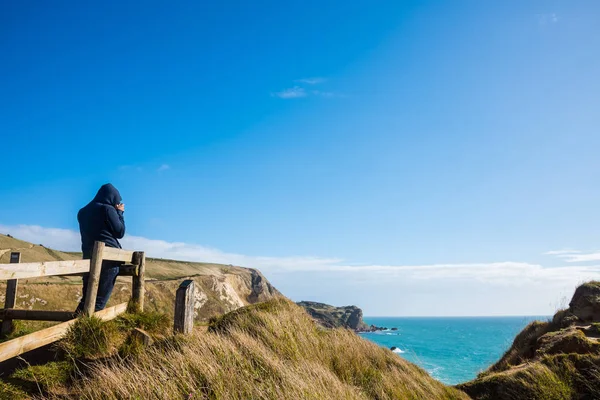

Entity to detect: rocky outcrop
[569,281,600,322]
[458,281,600,400]
[247,268,279,303]
[297,301,373,331]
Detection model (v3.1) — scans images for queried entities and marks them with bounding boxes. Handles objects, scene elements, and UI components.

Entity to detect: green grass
[459,353,600,400]
[0,380,30,400]
[9,361,73,395]
[114,310,170,334]
[59,316,119,360]
[0,320,36,342]
[0,310,172,397]
[58,311,171,361]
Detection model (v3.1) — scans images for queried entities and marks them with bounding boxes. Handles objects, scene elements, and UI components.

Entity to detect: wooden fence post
[174,280,195,334]
[1,252,21,336]
[83,241,105,316]
[131,251,146,312]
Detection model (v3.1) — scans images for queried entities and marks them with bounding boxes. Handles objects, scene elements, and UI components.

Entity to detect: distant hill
[0,233,281,324]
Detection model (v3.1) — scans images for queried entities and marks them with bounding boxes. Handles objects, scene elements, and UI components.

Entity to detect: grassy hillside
[458,281,600,400]
[10,298,467,399]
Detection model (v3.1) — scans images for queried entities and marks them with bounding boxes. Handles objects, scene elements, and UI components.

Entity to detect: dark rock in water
[390,346,398,351]
[391,327,398,331]
[363,324,387,332]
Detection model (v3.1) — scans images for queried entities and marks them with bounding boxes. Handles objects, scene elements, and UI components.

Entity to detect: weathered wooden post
[174,280,195,334]
[131,251,146,312]
[83,241,105,316]
[1,252,21,336]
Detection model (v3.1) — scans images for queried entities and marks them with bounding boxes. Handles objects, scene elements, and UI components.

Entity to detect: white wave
[392,347,405,354]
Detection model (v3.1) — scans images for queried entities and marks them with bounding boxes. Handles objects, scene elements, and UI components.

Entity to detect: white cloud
[544,250,580,256]
[295,77,327,85]
[157,164,170,172]
[0,224,81,252]
[271,87,307,99]
[273,78,344,99]
[3,224,600,288]
[546,249,600,263]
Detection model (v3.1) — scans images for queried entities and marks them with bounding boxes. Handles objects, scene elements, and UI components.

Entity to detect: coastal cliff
[458,281,600,400]
[297,300,379,332]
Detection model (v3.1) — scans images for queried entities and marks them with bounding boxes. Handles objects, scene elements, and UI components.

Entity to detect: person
[75,183,126,313]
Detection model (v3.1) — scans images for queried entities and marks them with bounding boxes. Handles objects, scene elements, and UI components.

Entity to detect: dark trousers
[75,261,121,313]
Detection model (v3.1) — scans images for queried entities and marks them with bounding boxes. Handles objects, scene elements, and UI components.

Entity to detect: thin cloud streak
[271,87,307,99]
[546,249,600,263]
[544,250,581,255]
[295,77,327,85]
[2,224,600,288]
[273,78,343,99]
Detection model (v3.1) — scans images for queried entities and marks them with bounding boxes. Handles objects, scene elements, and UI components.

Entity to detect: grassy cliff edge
[458,281,600,400]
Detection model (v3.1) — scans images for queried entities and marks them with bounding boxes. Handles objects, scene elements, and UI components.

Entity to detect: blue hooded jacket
[77,183,125,259]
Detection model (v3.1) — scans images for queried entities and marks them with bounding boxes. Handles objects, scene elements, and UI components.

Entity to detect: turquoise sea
[361,316,548,385]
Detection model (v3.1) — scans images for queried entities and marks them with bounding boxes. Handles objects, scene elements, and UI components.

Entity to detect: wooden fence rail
[0,303,128,363]
[0,241,146,362]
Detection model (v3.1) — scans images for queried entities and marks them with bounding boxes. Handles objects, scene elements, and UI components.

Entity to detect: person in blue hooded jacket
[75,183,126,313]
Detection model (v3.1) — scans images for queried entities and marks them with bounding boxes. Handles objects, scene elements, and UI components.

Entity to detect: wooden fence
[0,241,145,363]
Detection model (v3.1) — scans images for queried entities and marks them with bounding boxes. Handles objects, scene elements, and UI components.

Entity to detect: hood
[92,183,122,206]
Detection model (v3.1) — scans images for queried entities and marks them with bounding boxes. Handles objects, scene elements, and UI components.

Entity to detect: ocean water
[361,316,547,385]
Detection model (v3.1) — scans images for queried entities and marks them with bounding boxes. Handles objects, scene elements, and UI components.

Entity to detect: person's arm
[106,206,126,239]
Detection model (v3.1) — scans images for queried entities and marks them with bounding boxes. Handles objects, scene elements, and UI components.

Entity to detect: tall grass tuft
[59,316,119,360]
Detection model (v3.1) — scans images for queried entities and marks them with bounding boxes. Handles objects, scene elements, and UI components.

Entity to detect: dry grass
[68,298,468,400]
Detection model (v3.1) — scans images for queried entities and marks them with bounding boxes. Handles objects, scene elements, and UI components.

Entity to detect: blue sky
[1,1,599,315]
